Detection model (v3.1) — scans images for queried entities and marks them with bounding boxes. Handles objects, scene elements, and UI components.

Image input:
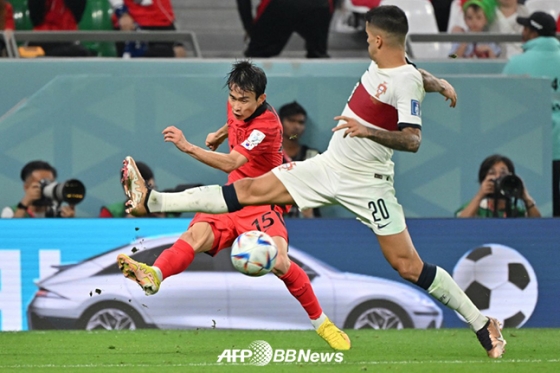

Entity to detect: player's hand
[163,126,193,153]
[206,132,223,151]
[58,204,75,218]
[439,79,457,108]
[332,116,371,138]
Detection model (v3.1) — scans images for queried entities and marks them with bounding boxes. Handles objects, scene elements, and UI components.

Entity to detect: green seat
[10,0,33,30]
[79,0,117,57]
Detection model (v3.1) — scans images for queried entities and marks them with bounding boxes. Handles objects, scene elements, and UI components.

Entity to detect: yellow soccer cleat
[316,317,351,350]
[117,254,161,295]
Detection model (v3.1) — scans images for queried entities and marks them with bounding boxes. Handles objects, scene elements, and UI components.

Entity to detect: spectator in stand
[449,0,501,58]
[488,0,529,58]
[109,0,186,58]
[557,14,560,32]
[279,101,321,218]
[448,0,529,58]
[502,11,560,216]
[456,154,541,218]
[0,0,15,57]
[1,160,76,218]
[236,0,334,58]
[28,0,92,56]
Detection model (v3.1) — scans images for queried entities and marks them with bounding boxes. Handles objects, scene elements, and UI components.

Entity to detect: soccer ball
[452,243,538,328]
[231,231,278,277]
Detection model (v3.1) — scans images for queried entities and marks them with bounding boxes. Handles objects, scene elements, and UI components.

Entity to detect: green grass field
[1,328,559,372]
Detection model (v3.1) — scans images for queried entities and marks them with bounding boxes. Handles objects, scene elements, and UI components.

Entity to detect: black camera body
[33,179,86,216]
[493,174,524,199]
[487,174,524,218]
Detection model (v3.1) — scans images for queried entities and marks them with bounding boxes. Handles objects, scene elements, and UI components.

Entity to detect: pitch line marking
[2,359,560,369]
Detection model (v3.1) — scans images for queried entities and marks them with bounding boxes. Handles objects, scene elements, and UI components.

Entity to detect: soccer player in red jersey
[117,61,350,350]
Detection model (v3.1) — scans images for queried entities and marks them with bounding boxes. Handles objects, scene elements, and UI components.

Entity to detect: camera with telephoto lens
[493,174,524,199]
[33,179,86,208]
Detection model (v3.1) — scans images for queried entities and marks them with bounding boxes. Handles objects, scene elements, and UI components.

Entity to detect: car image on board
[27,234,443,331]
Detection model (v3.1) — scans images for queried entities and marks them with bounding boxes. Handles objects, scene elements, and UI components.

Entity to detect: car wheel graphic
[78,302,146,330]
[344,300,413,329]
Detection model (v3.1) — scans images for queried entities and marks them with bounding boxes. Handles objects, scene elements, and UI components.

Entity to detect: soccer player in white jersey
[123,5,506,358]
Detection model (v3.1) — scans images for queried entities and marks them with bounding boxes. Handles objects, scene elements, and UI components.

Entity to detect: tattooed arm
[333,116,421,153]
[418,68,457,108]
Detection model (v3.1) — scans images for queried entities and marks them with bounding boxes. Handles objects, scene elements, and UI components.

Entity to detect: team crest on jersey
[241,130,266,150]
[375,81,388,98]
[411,100,421,116]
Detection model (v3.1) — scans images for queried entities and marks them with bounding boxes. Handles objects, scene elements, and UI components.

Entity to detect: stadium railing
[2,30,202,58]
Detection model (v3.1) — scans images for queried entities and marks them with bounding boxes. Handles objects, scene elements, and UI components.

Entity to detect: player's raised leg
[272,235,351,351]
[377,229,506,358]
[117,224,212,295]
[122,155,293,216]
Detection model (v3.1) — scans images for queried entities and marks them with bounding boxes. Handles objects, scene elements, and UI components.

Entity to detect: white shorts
[272,154,406,235]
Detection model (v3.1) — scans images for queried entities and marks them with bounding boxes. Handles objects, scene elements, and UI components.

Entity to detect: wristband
[17,202,28,210]
[114,5,129,18]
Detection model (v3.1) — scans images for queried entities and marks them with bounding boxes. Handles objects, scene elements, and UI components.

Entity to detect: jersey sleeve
[233,129,267,161]
[395,70,425,129]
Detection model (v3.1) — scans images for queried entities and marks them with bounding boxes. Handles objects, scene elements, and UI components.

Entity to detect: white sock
[147,185,229,214]
[152,266,163,282]
[428,266,488,331]
[311,312,327,330]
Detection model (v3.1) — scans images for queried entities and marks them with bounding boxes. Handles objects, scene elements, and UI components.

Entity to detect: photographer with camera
[456,154,541,218]
[1,160,85,218]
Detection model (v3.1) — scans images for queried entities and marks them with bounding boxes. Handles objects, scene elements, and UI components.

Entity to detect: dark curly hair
[478,154,515,183]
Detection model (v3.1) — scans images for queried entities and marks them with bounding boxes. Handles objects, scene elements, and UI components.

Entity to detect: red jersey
[32,0,79,31]
[3,2,14,30]
[226,101,284,184]
[123,0,174,27]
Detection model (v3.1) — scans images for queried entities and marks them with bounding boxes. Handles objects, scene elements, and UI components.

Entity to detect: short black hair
[226,60,267,98]
[478,154,516,183]
[365,5,409,38]
[279,101,307,122]
[20,160,57,181]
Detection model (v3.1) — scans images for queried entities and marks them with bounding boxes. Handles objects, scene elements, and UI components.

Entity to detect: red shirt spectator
[557,15,559,32]
[27,0,91,56]
[28,0,86,31]
[1,0,14,30]
[110,0,175,28]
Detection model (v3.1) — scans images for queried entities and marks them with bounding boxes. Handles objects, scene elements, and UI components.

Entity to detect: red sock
[153,239,195,280]
[279,262,323,320]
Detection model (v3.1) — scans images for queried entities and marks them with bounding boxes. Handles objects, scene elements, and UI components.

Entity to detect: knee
[392,259,422,283]
[272,252,290,276]
[180,226,212,254]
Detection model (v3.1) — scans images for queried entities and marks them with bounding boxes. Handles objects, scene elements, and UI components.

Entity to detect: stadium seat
[379,0,452,59]
[78,0,117,57]
[446,0,466,33]
[9,0,33,30]
[525,0,560,21]
[333,0,381,33]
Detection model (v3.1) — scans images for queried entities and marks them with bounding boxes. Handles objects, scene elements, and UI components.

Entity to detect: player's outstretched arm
[163,125,248,173]
[333,116,421,152]
[418,68,457,108]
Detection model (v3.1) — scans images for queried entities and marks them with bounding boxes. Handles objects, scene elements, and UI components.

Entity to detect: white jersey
[323,61,425,176]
